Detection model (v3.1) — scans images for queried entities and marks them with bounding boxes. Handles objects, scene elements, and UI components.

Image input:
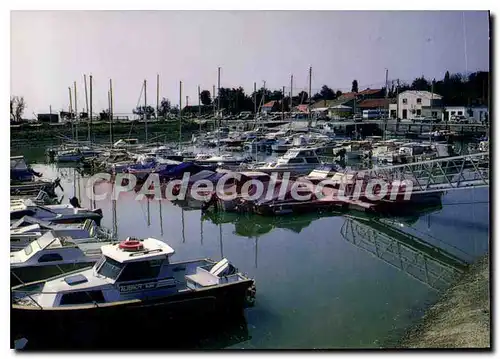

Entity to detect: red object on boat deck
[119,240,144,251]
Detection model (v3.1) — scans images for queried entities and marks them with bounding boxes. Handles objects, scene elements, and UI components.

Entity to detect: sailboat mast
[262,80,266,109]
[156,74,160,120]
[84,74,90,144]
[282,85,285,120]
[74,81,78,144]
[217,67,221,155]
[253,82,257,129]
[308,66,312,128]
[108,91,111,145]
[198,85,201,132]
[109,79,114,147]
[144,79,148,143]
[290,74,294,129]
[179,81,182,151]
[68,87,74,140]
[89,75,93,143]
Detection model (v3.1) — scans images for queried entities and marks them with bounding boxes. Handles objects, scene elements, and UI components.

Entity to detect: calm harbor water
[14,146,489,349]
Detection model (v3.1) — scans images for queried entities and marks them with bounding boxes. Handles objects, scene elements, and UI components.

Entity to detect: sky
[11,10,489,117]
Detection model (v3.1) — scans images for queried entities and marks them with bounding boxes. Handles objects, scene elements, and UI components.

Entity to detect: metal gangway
[340,216,468,291]
[346,152,489,194]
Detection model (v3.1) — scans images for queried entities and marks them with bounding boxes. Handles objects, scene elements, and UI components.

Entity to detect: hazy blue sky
[11,10,489,116]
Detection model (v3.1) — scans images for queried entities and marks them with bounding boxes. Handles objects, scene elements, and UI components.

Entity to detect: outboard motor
[69,196,81,208]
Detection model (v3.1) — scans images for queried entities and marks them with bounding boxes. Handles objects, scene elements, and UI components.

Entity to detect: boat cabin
[113,139,140,150]
[301,165,341,182]
[10,217,112,250]
[11,231,102,267]
[11,156,29,171]
[12,238,247,309]
[398,143,433,157]
[278,148,321,165]
[11,156,35,182]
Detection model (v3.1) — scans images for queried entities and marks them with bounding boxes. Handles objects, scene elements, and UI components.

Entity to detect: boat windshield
[24,241,37,256]
[96,256,124,280]
[10,158,28,170]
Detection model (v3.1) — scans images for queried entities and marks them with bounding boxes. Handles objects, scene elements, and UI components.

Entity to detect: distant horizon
[11,11,489,116]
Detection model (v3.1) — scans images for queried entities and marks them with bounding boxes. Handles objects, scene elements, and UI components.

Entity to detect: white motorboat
[12,238,256,346]
[248,147,322,175]
[11,231,111,286]
[10,199,103,226]
[10,217,113,251]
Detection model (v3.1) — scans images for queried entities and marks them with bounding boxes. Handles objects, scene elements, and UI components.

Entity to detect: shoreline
[397,254,490,349]
[10,120,200,143]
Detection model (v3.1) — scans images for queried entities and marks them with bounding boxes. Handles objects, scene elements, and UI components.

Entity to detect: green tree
[411,76,431,91]
[297,91,308,104]
[157,98,171,117]
[351,80,358,93]
[200,90,212,106]
[10,96,26,122]
[250,88,272,112]
[311,92,322,102]
[14,96,25,122]
[133,105,156,119]
[320,85,335,100]
[10,96,15,121]
[170,105,180,115]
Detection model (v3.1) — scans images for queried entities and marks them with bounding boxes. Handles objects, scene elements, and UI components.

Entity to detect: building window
[458,111,463,115]
[402,99,408,104]
[402,109,407,119]
[451,111,456,115]
[417,98,422,104]
[432,111,437,118]
[416,109,421,116]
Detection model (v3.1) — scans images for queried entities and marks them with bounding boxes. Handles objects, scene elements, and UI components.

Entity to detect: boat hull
[250,165,319,176]
[11,279,254,349]
[55,154,84,162]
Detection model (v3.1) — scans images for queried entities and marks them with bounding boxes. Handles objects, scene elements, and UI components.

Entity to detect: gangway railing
[340,216,468,290]
[347,153,489,194]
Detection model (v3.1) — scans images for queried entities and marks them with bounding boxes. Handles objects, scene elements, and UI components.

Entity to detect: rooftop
[399,90,443,99]
[262,100,278,108]
[359,88,383,96]
[358,98,396,109]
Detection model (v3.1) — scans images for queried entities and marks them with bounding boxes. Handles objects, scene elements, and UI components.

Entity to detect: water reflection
[200,202,444,239]
[340,216,467,291]
[16,161,489,349]
[18,313,250,350]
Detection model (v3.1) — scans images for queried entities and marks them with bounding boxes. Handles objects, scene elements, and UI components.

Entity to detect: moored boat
[11,231,110,286]
[10,217,113,251]
[247,147,323,176]
[10,199,103,226]
[11,237,256,347]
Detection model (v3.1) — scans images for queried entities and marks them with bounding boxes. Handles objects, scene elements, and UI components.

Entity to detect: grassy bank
[398,254,490,349]
[10,120,201,144]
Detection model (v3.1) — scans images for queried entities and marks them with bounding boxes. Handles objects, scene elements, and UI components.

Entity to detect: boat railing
[12,286,220,310]
[12,287,105,309]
